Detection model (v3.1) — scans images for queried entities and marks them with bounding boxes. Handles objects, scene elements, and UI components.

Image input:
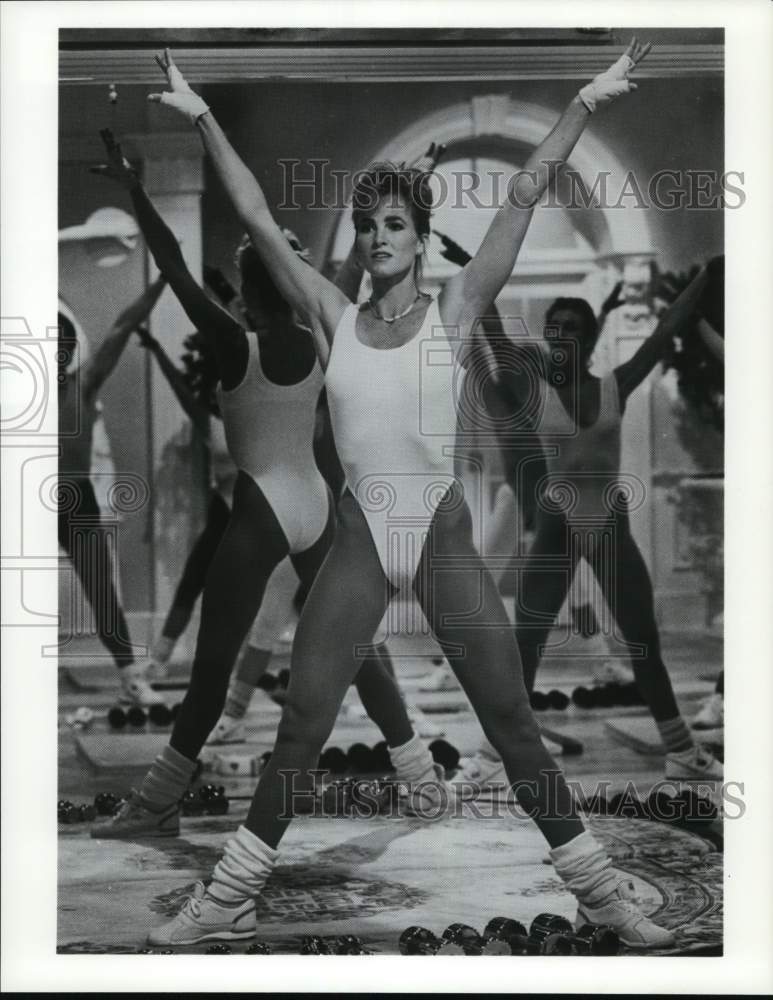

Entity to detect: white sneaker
[691,693,724,734]
[206,713,247,746]
[419,665,458,693]
[449,752,507,800]
[119,665,166,707]
[400,763,452,818]
[665,744,723,781]
[592,658,634,686]
[90,789,180,840]
[407,705,444,738]
[578,877,675,950]
[147,881,256,946]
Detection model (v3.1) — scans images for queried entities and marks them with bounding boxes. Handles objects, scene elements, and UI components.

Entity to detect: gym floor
[57,618,724,956]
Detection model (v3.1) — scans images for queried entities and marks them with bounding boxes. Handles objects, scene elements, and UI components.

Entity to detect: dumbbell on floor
[483,916,572,955]
[529,913,620,955]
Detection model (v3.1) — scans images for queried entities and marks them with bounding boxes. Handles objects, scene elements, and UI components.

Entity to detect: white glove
[148,49,210,126]
[578,38,650,113]
[155,89,210,126]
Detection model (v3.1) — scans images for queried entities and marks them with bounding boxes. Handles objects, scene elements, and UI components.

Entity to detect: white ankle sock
[388,733,436,783]
[224,680,255,720]
[657,716,694,754]
[151,635,175,664]
[139,744,197,811]
[209,825,279,903]
[548,830,619,904]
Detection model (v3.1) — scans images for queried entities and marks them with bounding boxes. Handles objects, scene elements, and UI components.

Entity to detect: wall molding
[60,44,723,85]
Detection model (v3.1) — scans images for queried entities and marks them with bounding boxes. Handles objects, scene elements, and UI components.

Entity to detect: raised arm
[148,49,347,365]
[80,274,167,399]
[135,325,210,435]
[614,266,709,404]
[441,39,651,331]
[92,129,247,386]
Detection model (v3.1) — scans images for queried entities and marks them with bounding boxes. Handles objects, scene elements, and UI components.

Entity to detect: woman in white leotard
[144,42,676,951]
[90,129,435,843]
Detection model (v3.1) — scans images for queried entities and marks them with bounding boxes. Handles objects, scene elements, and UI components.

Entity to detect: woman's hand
[148,48,210,125]
[579,37,651,112]
[89,128,140,189]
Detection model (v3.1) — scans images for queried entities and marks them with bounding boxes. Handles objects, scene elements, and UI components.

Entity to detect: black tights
[161,491,231,642]
[515,509,680,722]
[58,476,134,667]
[170,473,412,762]
[247,486,583,849]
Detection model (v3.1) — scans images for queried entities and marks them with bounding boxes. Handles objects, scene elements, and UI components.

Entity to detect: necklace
[368,292,424,324]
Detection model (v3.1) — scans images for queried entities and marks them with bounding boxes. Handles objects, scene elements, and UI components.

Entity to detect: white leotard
[325,299,464,589]
[217,331,328,554]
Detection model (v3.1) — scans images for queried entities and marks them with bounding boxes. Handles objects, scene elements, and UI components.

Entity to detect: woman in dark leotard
[90,129,435,841]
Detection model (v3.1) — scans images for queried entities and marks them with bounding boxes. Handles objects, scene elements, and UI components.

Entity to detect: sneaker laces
[179,880,208,920]
[456,756,483,781]
[610,878,646,917]
[112,788,142,818]
[693,745,715,769]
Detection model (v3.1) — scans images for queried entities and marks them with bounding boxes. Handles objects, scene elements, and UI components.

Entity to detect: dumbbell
[546,689,570,711]
[276,668,290,689]
[126,706,147,728]
[318,746,348,776]
[246,941,272,954]
[256,672,278,692]
[333,935,372,955]
[529,913,620,955]
[148,703,173,727]
[506,917,572,955]
[428,739,460,774]
[94,791,120,816]
[481,917,529,955]
[577,790,609,816]
[205,943,232,954]
[185,784,229,817]
[484,916,571,955]
[608,791,648,820]
[438,923,482,955]
[107,706,128,730]
[571,686,596,709]
[321,778,355,815]
[673,789,718,829]
[347,742,375,774]
[300,935,332,955]
[170,702,182,721]
[529,691,549,712]
[371,740,393,772]
[350,778,394,815]
[398,926,439,955]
